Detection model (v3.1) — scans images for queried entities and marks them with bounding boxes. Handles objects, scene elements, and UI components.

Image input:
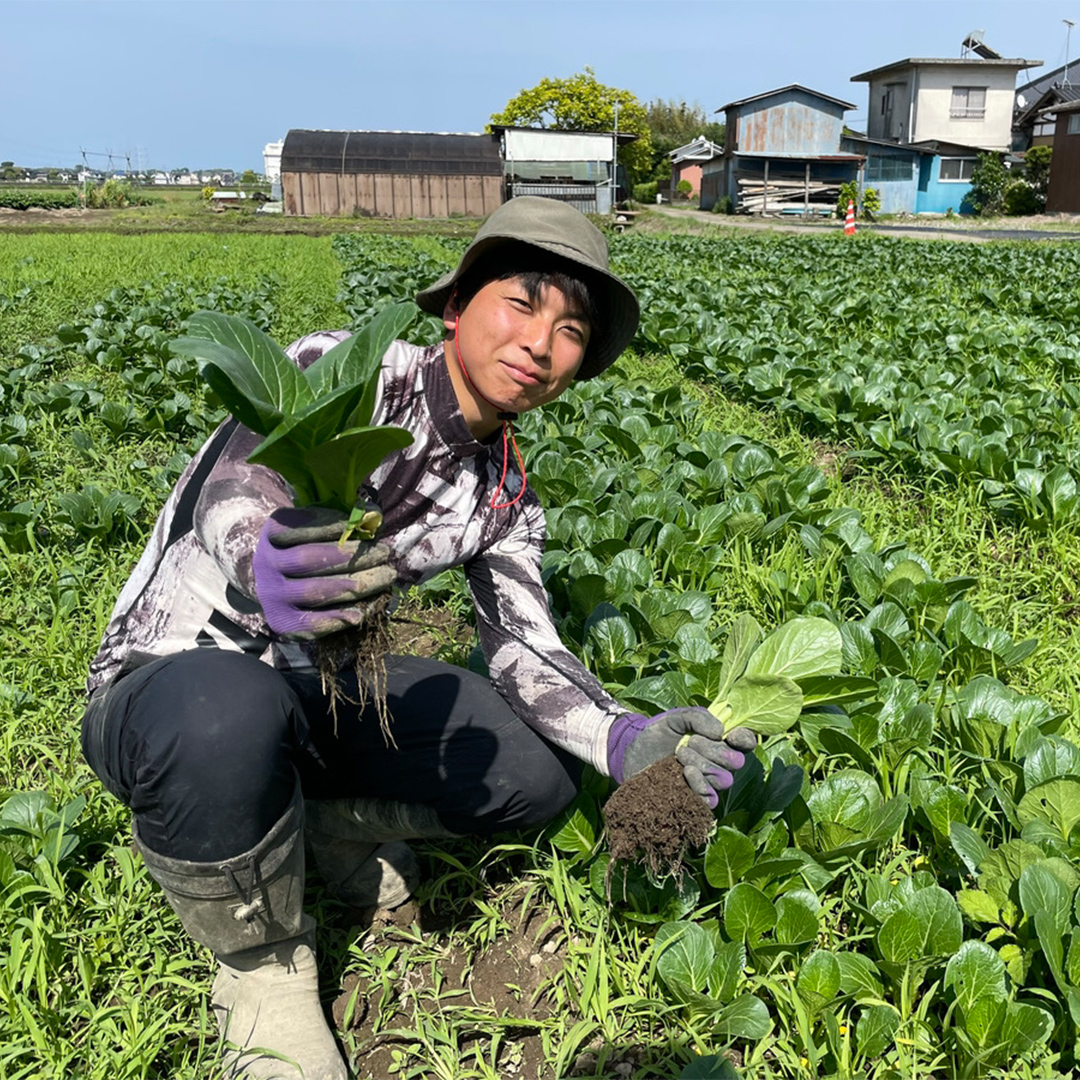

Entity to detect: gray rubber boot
[304,798,460,910]
[135,786,347,1080]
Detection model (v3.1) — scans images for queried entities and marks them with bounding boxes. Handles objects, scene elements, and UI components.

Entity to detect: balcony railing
[949,107,986,120]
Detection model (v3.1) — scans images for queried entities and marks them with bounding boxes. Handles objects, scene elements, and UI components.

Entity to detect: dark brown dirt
[331,890,563,1079]
[604,756,715,878]
[386,602,474,659]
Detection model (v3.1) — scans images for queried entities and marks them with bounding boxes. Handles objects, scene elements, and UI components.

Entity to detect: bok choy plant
[170,303,418,733]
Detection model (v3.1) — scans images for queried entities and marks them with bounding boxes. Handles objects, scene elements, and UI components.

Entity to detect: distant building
[849,42,1042,213]
[1013,60,1080,150]
[280,129,503,218]
[850,53,1040,150]
[701,84,863,215]
[263,140,284,183]
[493,125,636,213]
[668,136,723,198]
[1043,99,1080,212]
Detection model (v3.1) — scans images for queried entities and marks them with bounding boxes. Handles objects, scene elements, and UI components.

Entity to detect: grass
[4,227,1080,1078]
[0,188,485,238]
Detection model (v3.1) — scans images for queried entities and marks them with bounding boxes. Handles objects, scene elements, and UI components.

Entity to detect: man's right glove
[253,506,396,639]
[607,707,758,809]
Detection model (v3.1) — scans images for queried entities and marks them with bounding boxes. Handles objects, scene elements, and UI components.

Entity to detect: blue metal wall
[915,157,975,214]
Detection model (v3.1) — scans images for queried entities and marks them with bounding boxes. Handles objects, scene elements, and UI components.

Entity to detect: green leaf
[304,302,417,412]
[1018,777,1080,842]
[797,674,877,708]
[656,920,714,997]
[856,1004,900,1061]
[774,891,819,946]
[714,613,761,701]
[944,940,1007,1016]
[679,1054,741,1079]
[711,995,771,1039]
[956,889,1000,924]
[1018,862,1073,984]
[806,770,880,833]
[544,792,600,855]
[703,827,756,890]
[1000,1001,1054,1055]
[708,940,746,1003]
[744,617,843,682]
[796,950,841,1012]
[950,821,991,876]
[725,673,803,736]
[1024,736,1080,789]
[877,886,962,964]
[173,311,311,434]
[723,882,777,945]
[835,952,883,1001]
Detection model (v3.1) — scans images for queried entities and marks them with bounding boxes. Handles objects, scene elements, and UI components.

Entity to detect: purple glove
[253,506,396,639]
[607,707,757,809]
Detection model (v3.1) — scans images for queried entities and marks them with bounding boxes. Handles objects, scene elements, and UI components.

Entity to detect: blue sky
[3,0,1078,172]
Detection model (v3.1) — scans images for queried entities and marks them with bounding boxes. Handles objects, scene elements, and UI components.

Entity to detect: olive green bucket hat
[415,196,640,380]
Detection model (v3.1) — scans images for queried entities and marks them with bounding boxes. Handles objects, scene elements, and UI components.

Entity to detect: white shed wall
[503,129,614,163]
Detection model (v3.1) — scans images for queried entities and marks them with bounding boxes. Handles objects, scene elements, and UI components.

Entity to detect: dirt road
[646,205,1080,243]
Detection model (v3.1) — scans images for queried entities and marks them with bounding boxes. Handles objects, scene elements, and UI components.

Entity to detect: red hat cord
[453,313,527,510]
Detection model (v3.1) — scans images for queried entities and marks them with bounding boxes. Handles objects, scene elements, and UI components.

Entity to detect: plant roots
[314,592,396,746]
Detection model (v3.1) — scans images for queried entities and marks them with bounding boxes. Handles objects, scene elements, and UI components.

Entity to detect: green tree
[489,68,652,184]
[241,169,258,185]
[965,152,1008,216]
[645,98,724,183]
[1024,145,1052,200]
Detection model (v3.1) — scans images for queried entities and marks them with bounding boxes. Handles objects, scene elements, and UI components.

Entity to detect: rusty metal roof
[718,84,857,113]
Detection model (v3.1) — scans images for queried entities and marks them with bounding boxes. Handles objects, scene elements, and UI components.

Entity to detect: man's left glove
[607,707,757,809]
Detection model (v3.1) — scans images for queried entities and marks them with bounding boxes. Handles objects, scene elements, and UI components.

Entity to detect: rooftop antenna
[1065,20,1076,88]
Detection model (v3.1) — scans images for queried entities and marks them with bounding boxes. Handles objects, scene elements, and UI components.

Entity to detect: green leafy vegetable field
[3,228,1080,1079]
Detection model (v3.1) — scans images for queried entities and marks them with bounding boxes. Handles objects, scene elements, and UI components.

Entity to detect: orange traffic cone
[844,200,856,236]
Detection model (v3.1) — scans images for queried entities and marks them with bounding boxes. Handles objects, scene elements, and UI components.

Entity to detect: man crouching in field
[80,197,754,1077]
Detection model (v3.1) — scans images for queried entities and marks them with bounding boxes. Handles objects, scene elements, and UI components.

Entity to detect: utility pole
[612,99,619,210]
[1065,20,1075,88]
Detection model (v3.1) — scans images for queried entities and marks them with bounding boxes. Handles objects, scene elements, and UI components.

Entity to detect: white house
[851,54,1041,151]
[263,139,283,183]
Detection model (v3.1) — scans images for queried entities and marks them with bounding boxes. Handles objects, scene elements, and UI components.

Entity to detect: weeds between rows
[3,231,1080,1078]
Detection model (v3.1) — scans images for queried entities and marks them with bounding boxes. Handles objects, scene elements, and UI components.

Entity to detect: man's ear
[441,289,459,332]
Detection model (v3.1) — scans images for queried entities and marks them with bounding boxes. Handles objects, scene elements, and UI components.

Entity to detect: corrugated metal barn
[280,130,504,218]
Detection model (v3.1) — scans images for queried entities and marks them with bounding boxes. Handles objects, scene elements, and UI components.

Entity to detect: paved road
[646,205,1080,243]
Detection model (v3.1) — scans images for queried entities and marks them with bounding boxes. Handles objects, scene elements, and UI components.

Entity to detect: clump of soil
[604,756,715,879]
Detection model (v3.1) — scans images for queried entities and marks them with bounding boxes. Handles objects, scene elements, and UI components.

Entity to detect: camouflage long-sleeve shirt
[88,333,622,774]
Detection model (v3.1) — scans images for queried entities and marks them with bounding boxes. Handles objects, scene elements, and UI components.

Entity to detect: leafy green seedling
[170,304,416,536]
[170,304,418,734]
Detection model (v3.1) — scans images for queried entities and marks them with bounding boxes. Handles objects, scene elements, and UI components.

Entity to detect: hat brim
[416,233,639,381]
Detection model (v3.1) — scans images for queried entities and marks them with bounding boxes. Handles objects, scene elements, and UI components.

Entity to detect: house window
[881,88,892,115]
[867,156,914,182]
[950,86,987,120]
[939,157,976,182]
[1069,114,1080,135]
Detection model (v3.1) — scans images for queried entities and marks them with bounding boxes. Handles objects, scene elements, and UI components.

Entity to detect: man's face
[443,275,590,425]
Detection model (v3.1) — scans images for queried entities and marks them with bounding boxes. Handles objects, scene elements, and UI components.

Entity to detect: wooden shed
[280,129,504,218]
[1043,100,1080,213]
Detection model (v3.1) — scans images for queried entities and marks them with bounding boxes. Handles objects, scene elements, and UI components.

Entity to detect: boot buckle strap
[222,859,266,923]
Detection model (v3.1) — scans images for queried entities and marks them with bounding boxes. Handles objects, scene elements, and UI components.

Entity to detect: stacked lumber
[737,177,840,215]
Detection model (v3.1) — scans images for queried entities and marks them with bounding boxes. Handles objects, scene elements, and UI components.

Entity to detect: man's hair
[452,241,604,338]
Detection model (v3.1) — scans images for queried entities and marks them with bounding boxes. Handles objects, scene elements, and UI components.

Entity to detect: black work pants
[81,649,581,862]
